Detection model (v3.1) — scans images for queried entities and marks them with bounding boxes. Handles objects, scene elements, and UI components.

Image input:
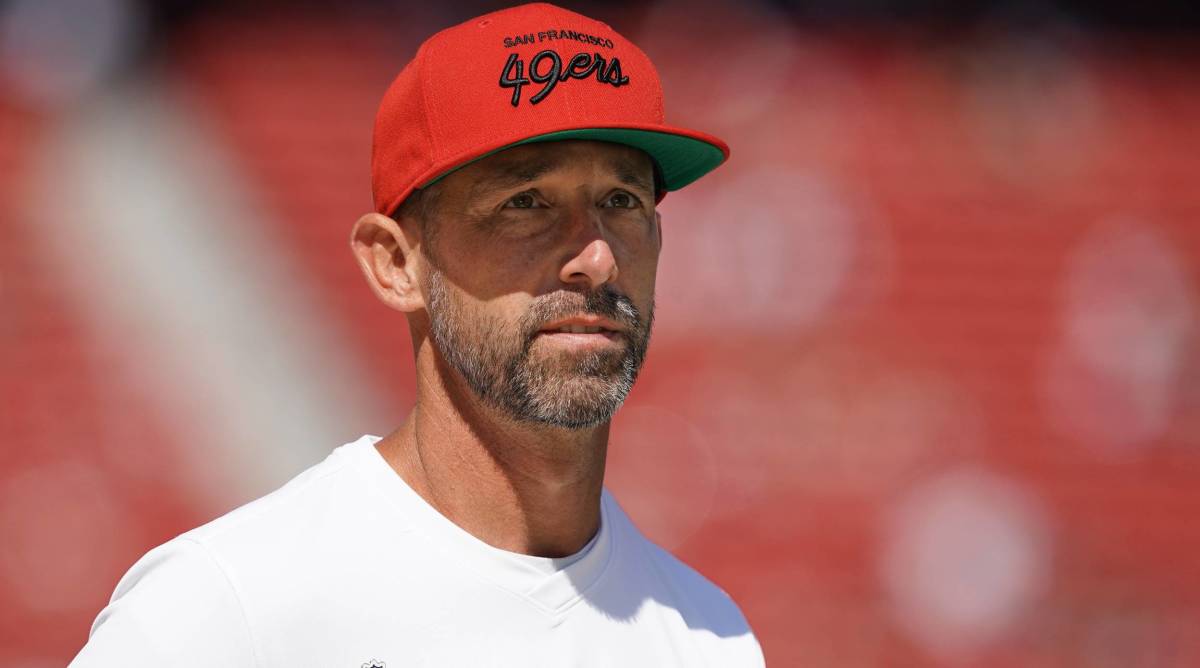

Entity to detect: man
[71,3,763,666]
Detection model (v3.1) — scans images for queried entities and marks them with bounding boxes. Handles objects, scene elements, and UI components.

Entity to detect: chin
[514,373,632,430]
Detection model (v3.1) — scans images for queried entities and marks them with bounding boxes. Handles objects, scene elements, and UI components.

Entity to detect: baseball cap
[371,2,730,216]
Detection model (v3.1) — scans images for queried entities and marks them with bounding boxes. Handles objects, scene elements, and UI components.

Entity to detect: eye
[504,192,539,209]
[602,191,639,209]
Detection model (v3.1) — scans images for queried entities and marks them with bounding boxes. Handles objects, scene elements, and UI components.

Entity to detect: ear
[350,212,426,312]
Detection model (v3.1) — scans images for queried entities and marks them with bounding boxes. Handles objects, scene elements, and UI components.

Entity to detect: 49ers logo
[499,50,630,107]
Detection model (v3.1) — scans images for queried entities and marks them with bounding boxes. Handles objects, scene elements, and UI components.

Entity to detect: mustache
[520,286,641,338]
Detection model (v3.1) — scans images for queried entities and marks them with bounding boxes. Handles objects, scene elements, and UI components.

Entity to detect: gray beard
[426,269,653,430]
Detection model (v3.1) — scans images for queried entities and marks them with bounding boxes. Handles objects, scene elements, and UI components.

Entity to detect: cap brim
[418,126,728,194]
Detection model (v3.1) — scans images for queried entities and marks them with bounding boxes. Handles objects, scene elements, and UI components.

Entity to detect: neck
[375,341,609,558]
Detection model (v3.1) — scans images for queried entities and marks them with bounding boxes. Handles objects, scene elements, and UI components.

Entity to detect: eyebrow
[468,156,563,199]
[467,151,657,200]
[608,157,656,197]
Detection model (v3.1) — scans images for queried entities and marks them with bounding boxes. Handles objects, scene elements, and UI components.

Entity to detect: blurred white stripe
[24,77,391,506]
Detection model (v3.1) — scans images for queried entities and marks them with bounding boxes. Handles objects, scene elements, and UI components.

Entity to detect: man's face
[417,140,661,430]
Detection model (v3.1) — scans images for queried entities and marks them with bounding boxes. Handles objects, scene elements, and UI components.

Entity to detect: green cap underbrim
[419,128,727,193]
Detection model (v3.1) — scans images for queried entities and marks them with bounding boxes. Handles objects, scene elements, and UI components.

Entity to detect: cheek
[485,294,540,337]
[436,241,554,301]
[609,214,660,261]
[617,232,660,287]
[431,272,522,336]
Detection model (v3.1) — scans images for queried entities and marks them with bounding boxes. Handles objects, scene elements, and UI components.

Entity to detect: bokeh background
[3,0,1200,665]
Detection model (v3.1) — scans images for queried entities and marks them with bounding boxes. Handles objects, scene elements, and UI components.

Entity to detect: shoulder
[167,436,416,609]
[185,437,365,546]
[72,437,387,665]
[71,537,256,666]
[171,435,417,574]
[644,538,755,637]
[604,492,765,665]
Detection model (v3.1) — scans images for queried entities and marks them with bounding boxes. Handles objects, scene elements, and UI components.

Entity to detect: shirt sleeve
[68,537,257,668]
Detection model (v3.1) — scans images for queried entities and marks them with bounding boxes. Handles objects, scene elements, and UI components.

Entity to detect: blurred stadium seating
[2,1,1198,665]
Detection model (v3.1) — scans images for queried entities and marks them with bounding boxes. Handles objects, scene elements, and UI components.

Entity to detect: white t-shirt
[70,435,764,667]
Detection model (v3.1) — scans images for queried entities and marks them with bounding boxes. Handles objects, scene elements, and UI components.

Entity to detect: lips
[535,329,624,351]
[534,315,626,350]
[549,324,610,334]
[537,315,626,335]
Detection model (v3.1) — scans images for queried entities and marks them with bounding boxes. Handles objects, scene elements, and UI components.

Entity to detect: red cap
[371,2,730,215]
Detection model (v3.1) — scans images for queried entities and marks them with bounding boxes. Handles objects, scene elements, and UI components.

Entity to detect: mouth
[535,316,626,348]
[536,329,622,340]
[537,315,626,335]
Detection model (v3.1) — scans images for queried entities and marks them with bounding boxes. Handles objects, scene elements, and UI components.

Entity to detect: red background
[3,1,1199,665]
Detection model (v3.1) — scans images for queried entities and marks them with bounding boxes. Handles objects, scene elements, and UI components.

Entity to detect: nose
[559,211,619,289]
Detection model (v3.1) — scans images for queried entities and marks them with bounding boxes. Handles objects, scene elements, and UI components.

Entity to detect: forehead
[445,139,656,199]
